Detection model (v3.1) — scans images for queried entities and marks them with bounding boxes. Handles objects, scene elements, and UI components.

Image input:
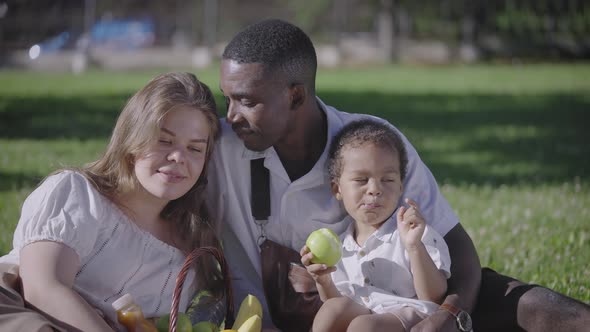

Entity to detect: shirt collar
[308,97,337,181]
[374,213,397,243]
[341,217,359,251]
[341,212,398,251]
[241,146,274,160]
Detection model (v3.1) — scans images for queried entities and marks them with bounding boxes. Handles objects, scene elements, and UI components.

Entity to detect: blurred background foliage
[1,0,590,66]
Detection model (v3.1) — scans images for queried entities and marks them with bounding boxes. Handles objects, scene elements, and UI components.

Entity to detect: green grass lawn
[1,64,589,303]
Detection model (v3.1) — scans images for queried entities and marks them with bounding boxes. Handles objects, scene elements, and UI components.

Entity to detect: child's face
[134,106,210,202]
[332,142,403,231]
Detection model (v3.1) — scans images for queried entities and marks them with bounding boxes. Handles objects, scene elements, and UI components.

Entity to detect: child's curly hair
[328,119,408,182]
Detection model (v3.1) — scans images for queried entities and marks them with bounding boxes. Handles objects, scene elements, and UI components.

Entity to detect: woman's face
[134,106,211,202]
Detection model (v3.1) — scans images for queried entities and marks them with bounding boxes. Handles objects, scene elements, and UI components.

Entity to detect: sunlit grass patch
[1,64,588,302]
[443,180,590,301]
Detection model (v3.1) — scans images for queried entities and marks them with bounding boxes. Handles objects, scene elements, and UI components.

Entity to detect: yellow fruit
[236,314,261,332]
[156,312,192,332]
[231,294,262,330]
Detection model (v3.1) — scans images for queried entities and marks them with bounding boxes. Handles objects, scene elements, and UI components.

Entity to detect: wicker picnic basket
[168,246,234,332]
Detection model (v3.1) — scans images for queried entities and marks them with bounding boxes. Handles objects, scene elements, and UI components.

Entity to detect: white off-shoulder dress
[0,171,196,330]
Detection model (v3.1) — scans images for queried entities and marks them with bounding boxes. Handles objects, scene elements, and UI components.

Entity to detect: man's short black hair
[328,119,408,182]
[222,19,317,88]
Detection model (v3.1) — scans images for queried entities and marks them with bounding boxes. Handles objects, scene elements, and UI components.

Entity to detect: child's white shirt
[332,215,451,314]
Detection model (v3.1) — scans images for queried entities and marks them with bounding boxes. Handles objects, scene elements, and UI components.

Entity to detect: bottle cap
[112,293,134,311]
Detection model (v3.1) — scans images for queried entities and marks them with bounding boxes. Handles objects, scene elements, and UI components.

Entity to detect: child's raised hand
[300,245,336,285]
[397,198,426,251]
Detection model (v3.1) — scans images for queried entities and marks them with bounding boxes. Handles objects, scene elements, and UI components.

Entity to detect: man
[207,19,590,331]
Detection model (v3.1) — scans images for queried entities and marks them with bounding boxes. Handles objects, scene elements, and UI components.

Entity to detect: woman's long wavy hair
[78,72,224,298]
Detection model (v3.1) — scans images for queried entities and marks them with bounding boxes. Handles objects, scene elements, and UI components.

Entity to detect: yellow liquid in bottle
[117,307,143,330]
[114,295,158,332]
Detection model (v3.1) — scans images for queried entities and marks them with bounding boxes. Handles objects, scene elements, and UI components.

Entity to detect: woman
[0,72,222,331]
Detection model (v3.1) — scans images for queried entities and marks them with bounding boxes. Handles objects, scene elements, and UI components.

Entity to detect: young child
[301,119,451,332]
[0,72,223,331]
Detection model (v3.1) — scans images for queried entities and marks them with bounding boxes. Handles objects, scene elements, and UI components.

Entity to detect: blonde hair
[79,72,224,297]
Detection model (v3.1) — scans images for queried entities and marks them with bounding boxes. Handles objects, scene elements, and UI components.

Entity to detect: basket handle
[169,246,234,332]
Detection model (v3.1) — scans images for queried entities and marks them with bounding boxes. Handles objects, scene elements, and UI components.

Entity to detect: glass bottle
[112,293,158,332]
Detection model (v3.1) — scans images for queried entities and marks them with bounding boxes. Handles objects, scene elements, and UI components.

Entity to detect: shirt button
[364,277,370,284]
[359,251,366,257]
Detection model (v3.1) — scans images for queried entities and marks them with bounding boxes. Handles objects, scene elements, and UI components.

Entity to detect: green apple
[193,321,218,332]
[305,228,342,267]
[156,312,192,332]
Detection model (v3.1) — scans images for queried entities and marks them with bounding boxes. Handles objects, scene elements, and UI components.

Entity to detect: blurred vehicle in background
[29,18,155,60]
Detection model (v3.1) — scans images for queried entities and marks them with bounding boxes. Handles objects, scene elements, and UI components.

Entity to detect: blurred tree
[287,0,333,38]
[2,0,590,61]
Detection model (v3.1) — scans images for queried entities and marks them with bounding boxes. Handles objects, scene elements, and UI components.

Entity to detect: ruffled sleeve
[12,171,104,260]
[419,225,452,278]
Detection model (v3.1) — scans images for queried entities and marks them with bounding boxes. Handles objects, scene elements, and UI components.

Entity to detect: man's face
[220,59,294,151]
